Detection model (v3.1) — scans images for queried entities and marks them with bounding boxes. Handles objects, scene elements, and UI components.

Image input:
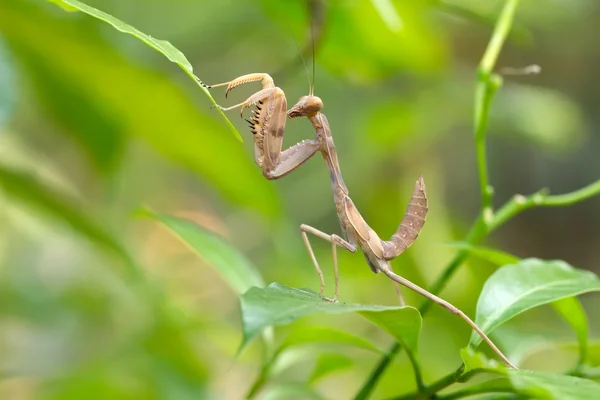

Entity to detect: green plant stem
[407,349,426,393]
[355,2,523,398]
[389,369,487,400]
[246,356,274,399]
[475,0,520,218]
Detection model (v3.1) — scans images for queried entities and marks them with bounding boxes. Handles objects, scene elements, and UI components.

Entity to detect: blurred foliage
[0,0,600,399]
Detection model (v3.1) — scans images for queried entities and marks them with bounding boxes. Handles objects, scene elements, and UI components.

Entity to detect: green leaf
[460,347,507,375]
[469,258,600,349]
[46,0,241,141]
[260,0,446,81]
[240,283,421,350]
[308,353,354,383]
[279,326,383,354]
[507,370,600,400]
[460,349,600,399]
[552,297,589,366]
[0,164,138,279]
[444,242,519,266]
[139,209,263,295]
[358,308,422,355]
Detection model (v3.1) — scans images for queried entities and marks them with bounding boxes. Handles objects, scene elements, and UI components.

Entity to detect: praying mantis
[207,72,517,369]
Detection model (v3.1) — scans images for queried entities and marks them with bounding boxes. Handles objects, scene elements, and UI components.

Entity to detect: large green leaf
[456,248,590,363]
[469,258,600,348]
[0,2,277,215]
[46,0,241,141]
[240,283,421,350]
[140,209,264,295]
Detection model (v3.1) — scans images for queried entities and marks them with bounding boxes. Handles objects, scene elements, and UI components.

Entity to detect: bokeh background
[0,0,599,399]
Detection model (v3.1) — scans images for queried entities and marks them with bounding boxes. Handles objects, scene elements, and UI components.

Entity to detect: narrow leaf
[46,0,241,140]
[470,258,600,348]
[140,209,264,294]
[240,283,420,350]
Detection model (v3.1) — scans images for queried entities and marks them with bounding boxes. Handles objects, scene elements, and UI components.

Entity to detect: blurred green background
[0,0,599,399]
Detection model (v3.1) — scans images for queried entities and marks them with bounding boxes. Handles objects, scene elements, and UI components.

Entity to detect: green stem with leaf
[355,0,595,398]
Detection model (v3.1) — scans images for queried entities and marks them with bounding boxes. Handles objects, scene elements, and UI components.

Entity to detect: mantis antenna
[288,25,312,96]
[310,18,316,96]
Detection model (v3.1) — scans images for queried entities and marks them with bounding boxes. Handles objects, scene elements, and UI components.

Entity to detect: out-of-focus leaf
[469,258,600,349]
[358,308,422,355]
[139,209,264,294]
[507,369,600,400]
[45,0,241,141]
[279,326,383,354]
[495,84,585,155]
[308,353,354,383]
[239,283,420,350]
[0,164,138,279]
[444,242,520,266]
[17,48,125,174]
[258,383,323,400]
[553,297,589,366]
[0,2,278,216]
[260,0,446,81]
[0,36,16,129]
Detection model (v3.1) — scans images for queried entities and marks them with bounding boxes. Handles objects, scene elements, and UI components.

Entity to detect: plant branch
[389,369,489,400]
[355,1,522,398]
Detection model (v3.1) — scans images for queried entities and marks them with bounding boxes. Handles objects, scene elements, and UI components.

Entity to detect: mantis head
[287,95,323,119]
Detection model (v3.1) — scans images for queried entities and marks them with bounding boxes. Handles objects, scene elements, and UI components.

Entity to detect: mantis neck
[309,113,349,197]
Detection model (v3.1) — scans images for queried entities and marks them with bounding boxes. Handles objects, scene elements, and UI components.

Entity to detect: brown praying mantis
[207,73,517,369]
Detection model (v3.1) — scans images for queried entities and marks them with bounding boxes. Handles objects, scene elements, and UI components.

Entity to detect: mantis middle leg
[300,224,357,301]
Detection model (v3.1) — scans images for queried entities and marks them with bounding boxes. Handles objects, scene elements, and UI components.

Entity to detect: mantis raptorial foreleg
[300,224,356,301]
[208,73,322,179]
